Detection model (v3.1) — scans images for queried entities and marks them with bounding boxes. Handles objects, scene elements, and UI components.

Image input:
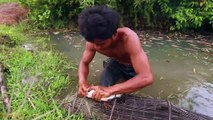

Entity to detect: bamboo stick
[0,64,11,113]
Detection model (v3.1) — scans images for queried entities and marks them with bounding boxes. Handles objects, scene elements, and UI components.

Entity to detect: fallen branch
[0,64,11,113]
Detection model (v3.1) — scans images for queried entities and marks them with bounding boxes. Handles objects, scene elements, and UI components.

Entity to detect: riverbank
[0,23,83,119]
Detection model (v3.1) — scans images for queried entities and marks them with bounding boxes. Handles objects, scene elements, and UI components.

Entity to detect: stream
[50,31,213,117]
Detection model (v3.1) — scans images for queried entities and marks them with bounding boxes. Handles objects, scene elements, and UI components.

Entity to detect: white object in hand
[86,89,122,101]
[87,89,95,98]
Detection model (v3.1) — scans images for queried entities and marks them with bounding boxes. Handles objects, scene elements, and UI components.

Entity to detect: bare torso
[92,27,135,65]
[79,27,153,98]
[96,47,131,65]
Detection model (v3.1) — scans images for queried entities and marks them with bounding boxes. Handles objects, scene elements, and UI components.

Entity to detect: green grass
[0,24,27,45]
[0,23,82,119]
[0,0,19,3]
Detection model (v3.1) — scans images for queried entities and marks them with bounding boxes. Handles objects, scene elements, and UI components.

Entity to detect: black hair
[78,5,120,42]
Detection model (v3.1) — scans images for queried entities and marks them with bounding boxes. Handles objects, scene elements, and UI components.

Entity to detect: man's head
[78,5,120,42]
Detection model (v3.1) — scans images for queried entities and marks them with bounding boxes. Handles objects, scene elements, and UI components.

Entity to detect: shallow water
[50,31,213,117]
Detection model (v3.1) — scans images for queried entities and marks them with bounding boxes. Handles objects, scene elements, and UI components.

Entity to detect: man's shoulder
[85,42,96,51]
[118,27,134,33]
[118,27,137,37]
[117,27,138,41]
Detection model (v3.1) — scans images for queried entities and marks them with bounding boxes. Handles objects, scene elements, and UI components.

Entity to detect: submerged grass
[0,23,82,119]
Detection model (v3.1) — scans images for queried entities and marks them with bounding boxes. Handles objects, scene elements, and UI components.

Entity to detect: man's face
[93,38,112,50]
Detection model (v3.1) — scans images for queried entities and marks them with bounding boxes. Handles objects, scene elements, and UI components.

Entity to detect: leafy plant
[19,0,73,29]
[18,0,213,31]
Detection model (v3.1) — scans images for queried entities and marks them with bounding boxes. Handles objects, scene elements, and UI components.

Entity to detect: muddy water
[50,31,213,117]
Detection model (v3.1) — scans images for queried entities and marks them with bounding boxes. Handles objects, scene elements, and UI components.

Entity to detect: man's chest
[97,49,130,61]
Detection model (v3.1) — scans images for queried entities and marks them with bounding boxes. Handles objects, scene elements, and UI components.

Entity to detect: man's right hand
[78,81,90,97]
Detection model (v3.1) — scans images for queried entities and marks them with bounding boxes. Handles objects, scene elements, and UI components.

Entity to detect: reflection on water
[180,83,213,117]
[50,31,213,117]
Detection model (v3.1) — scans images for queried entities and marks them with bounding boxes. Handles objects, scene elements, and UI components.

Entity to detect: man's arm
[78,42,96,97]
[110,30,153,94]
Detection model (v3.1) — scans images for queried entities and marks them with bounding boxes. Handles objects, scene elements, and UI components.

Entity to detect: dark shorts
[100,58,136,86]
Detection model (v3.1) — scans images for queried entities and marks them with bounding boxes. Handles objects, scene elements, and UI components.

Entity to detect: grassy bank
[0,23,82,119]
[0,0,19,3]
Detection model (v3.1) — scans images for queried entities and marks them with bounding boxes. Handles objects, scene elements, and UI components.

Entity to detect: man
[77,5,153,101]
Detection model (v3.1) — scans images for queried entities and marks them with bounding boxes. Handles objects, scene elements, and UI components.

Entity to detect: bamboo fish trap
[62,94,213,120]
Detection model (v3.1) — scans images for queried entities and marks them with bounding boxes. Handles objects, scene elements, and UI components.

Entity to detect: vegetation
[18,0,213,31]
[0,0,19,3]
[0,24,81,119]
[0,1,81,119]
[18,0,82,29]
[0,0,212,119]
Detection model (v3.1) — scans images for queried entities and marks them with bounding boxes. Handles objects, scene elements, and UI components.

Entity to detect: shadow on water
[50,31,213,117]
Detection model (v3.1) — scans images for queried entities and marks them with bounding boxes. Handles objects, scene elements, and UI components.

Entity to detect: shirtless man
[77,5,153,101]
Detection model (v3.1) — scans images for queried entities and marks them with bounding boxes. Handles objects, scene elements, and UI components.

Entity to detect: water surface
[51,31,213,117]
